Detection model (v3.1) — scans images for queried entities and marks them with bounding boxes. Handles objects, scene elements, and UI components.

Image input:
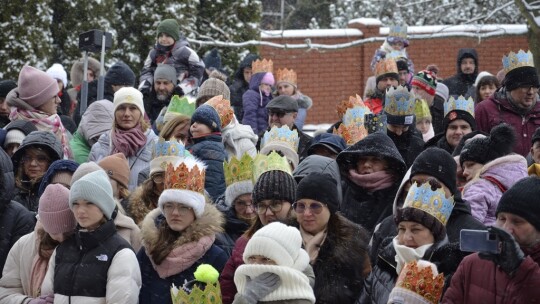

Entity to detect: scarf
[149,235,215,279]
[393,236,433,274]
[504,88,537,115]
[348,169,395,192]
[155,43,173,64]
[29,230,54,297]
[300,227,327,264]
[111,124,147,157]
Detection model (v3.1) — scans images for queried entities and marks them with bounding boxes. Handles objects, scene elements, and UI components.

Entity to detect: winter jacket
[221,208,251,255]
[242,72,273,134]
[230,54,259,122]
[137,207,228,304]
[386,128,425,168]
[222,116,258,160]
[187,134,227,200]
[475,89,540,156]
[143,86,185,123]
[89,129,158,192]
[41,220,141,304]
[292,155,343,205]
[424,132,455,154]
[114,210,142,252]
[364,91,384,115]
[57,88,72,116]
[442,48,479,98]
[442,243,540,304]
[293,93,313,131]
[70,132,91,164]
[462,154,528,225]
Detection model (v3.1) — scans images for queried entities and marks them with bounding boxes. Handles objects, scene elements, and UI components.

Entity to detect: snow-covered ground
[303,123,333,137]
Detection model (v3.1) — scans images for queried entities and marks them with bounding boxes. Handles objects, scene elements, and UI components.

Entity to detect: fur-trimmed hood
[294,93,313,110]
[465,153,528,190]
[140,203,224,252]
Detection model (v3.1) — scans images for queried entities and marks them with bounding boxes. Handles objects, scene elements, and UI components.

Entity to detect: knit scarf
[111,124,147,157]
[29,231,54,297]
[9,107,73,159]
[348,169,395,192]
[149,235,215,279]
[300,227,327,264]
[393,236,433,275]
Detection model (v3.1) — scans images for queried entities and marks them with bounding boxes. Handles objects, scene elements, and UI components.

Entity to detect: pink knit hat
[18,65,59,108]
[38,184,76,235]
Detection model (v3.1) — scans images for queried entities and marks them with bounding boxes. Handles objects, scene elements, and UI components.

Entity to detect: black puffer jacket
[0,148,36,277]
[187,134,227,201]
[442,48,479,98]
[424,132,455,154]
[386,128,424,168]
[229,54,259,121]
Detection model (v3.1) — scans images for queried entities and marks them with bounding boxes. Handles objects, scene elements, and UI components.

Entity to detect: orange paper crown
[276,68,297,85]
[333,123,368,146]
[375,58,398,78]
[395,260,445,304]
[336,94,366,119]
[164,160,206,194]
[205,95,234,128]
[252,59,273,74]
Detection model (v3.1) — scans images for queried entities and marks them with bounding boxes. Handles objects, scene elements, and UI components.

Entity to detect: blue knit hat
[105,61,136,86]
[191,104,221,132]
[69,170,116,220]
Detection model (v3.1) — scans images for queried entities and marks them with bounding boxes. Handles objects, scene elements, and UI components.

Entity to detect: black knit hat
[452,130,489,157]
[497,176,540,232]
[203,48,222,70]
[532,127,540,145]
[460,123,516,167]
[296,172,339,214]
[253,170,296,204]
[443,110,476,132]
[503,66,540,92]
[0,80,17,98]
[105,61,136,86]
[411,148,457,195]
[191,104,221,132]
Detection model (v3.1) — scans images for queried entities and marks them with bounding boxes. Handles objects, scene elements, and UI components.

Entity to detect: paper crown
[394,260,444,304]
[276,68,297,85]
[384,85,416,116]
[253,151,292,182]
[389,24,408,39]
[224,153,254,186]
[403,181,455,226]
[252,58,273,74]
[336,94,365,119]
[164,158,206,194]
[375,58,398,78]
[167,95,196,117]
[415,99,432,120]
[333,123,368,146]
[385,50,408,61]
[205,95,234,128]
[365,113,388,134]
[342,104,373,127]
[171,264,222,304]
[502,50,535,74]
[153,137,188,159]
[261,126,300,153]
[444,95,475,118]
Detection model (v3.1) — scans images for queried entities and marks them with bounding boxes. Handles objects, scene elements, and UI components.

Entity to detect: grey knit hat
[69,170,116,220]
[154,64,177,84]
[197,71,230,100]
[253,170,297,204]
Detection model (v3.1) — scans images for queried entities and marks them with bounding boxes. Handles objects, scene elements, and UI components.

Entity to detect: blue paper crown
[389,25,408,39]
[343,105,372,126]
[403,182,455,225]
[364,113,388,134]
[260,126,300,152]
[384,85,416,116]
[502,50,535,73]
[444,95,475,118]
[152,138,189,159]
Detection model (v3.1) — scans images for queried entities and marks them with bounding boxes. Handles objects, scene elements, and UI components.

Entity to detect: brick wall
[260,20,529,124]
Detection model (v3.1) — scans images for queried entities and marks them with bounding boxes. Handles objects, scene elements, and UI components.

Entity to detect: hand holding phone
[460,229,500,254]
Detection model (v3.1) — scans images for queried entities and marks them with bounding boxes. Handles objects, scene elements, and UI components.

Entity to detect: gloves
[479,226,525,276]
[242,272,281,304]
[28,294,54,304]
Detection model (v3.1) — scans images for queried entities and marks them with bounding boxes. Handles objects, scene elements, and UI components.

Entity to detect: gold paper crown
[389,24,408,39]
[336,94,366,119]
[395,260,444,304]
[261,126,300,153]
[444,95,475,118]
[502,49,535,73]
[333,123,368,146]
[224,153,254,186]
[205,95,234,128]
[252,59,273,74]
[171,282,221,304]
[415,99,432,120]
[375,58,398,78]
[164,159,206,194]
[403,182,455,226]
[276,68,297,85]
[384,85,416,116]
[252,151,292,182]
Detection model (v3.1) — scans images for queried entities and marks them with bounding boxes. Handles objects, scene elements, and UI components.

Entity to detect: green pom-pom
[194,264,219,284]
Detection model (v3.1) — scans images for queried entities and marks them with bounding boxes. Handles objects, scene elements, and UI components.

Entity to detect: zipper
[68,237,86,304]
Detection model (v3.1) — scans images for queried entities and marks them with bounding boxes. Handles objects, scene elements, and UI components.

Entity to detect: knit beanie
[443,110,476,133]
[17,65,59,108]
[203,48,222,70]
[452,131,488,157]
[503,66,540,92]
[0,79,17,98]
[197,71,231,100]
[113,87,145,115]
[243,222,309,270]
[39,184,76,235]
[411,148,457,195]
[71,161,102,185]
[460,123,516,167]
[46,63,68,88]
[497,176,540,232]
[105,61,136,86]
[4,129,25,148]
[435,83,449,102]
[396,59,409,72]
[69,170,116,220]
[474,71,494,87]
[98,153,130,189]
[225,180,254,208]
[157,19,180,41]
[191,104,221,132]
[296,172,339,214]
[154,64,177,84]
[3,120,38,150]
[253,170,296,204]
[411,70,437,97]
[261,73,275,86]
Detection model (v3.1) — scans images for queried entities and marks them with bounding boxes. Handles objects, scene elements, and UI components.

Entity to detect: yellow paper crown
[276,68,297,85]
[375,58,398,78]
[252,151,292,182]
[205,95,234,128]
[395,260,444,304]
[415,99,432,120]
[224,153,254,186]
[403,181,455,226]
[164,159,206,194]
[171,264,221,304]
[502,50,535,73]
[252,59,273,74]
[444,95,475,118]
[336,94,365,119]
[333,123,368,146]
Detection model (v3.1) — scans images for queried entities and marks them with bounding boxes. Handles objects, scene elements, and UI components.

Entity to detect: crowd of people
[0,20,539,304]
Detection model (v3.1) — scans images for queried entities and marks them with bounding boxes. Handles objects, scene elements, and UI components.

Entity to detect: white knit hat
[113,87,145,115]
[69,170,116,220]
[46,63,68,88]
[243,222,309,270]
[225,180,254,208]
[4,129,26,147]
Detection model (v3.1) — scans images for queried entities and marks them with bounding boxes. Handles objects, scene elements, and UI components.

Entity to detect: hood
[474,154,528,189]
[37,159,79,196]
[295,93,313,110]
[456,48,479,76]
[222,116,258,143]
[248,72,268,91]
[78,99,114,142]
[0,148,15,206]
[293,155,343,203]
[234,53,260,81]
[12,131,64,171]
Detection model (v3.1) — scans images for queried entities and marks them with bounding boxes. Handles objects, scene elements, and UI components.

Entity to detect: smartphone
[460,229,501,254]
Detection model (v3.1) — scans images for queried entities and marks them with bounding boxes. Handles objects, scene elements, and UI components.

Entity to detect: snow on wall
[262,28,362,39]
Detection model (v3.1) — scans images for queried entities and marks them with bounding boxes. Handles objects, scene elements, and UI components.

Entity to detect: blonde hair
[160,114,191,140]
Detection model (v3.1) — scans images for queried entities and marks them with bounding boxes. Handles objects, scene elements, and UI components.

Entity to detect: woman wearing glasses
[294,172,371,304]
[12,131,63,213]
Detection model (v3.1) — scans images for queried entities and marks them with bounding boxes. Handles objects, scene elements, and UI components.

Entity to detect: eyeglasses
[292,201,326,215]
[255,200,284,214]
[234,199,253,210]
[152,174,164,184]
[268,110,289,118]
[162,203,193,215]
[21,155,50,165]
[519,85,540,92]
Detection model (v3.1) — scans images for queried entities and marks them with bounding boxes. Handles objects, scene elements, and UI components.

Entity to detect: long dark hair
[475,75,500,103]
